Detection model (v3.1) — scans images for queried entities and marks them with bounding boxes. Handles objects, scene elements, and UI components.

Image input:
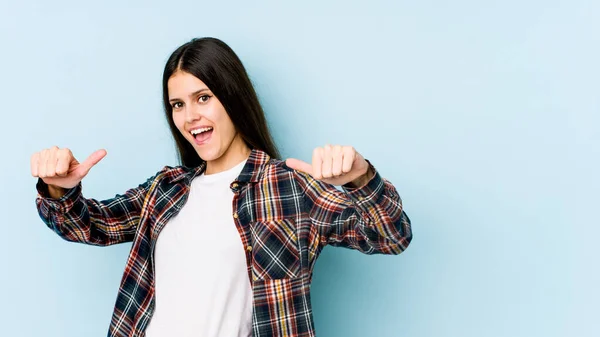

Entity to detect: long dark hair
[162,37,280,167]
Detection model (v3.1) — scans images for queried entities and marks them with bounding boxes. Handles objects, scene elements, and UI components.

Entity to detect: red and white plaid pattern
[36,148,412,336]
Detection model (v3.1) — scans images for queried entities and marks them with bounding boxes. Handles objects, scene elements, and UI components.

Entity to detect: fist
[285,145,370,186]
[30,147,107,189]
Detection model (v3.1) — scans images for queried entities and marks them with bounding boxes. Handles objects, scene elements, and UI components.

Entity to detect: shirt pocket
[250,218,300,280]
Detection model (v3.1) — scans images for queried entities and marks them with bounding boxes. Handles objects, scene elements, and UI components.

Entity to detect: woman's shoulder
[264,157,311,184]
[265,157,293,175]
[147,164,201,184]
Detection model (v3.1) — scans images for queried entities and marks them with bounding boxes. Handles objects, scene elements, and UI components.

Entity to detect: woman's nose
[184,105,201,123]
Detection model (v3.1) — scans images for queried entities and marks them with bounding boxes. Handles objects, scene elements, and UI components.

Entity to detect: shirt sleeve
[295,161,412,255]
[35,169,163,246]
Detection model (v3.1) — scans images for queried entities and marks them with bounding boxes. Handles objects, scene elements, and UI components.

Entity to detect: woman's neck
[204,134,251,175]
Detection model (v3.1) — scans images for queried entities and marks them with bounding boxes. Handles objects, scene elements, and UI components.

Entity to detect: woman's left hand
[285,145,372,187]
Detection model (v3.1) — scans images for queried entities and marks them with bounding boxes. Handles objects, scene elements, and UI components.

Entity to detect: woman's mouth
[190,127,213,145]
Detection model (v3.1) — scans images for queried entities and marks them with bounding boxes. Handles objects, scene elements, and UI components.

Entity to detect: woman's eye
[172,102,183,109]
[198,95,211,103]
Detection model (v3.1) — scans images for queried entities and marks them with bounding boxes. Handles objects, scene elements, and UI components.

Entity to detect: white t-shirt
[145,159,252,337]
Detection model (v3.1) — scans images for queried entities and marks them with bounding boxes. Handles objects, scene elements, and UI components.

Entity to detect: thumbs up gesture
[31,146,107,191]
[285,145,371,187]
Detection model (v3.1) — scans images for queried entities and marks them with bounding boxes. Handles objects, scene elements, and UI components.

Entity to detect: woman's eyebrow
[169,88,210,102]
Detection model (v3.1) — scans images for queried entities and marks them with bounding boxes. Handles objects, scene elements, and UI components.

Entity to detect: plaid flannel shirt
[36,148,412,337]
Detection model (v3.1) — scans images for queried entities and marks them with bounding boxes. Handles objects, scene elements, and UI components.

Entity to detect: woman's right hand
[31,147,107,192]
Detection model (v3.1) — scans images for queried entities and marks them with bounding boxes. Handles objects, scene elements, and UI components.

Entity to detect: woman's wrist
[347,165,373,188]
[47,184,67,199]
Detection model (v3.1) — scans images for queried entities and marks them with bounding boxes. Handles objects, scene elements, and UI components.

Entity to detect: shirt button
[233,212,239,219]
[246,245,253,252]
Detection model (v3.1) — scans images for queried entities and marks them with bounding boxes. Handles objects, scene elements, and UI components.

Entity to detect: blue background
[1,1,597,336]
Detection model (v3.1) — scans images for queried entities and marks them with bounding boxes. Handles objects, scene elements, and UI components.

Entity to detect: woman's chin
[194,146,221,163]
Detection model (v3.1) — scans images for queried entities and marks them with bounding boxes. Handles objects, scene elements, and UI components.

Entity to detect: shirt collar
[166,148,271,184]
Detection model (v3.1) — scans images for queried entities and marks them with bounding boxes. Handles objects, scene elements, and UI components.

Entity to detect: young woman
[32,37,412,337]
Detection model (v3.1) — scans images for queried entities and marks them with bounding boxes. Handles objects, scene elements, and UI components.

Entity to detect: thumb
[79,149,107,175]
[285,158,313,175]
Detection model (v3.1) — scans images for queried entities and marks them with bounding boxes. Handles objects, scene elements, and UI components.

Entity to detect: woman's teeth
[191,127,213,135]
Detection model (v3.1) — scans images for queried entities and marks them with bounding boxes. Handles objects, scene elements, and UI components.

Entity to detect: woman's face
[168,70,248,173]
